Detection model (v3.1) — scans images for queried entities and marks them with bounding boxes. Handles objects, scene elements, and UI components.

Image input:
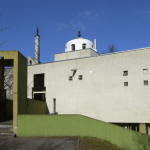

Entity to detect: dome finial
[78,31,81,37]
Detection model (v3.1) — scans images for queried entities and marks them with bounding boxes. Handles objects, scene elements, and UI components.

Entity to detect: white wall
[28,48,150,123]
[65,38,97,52]
[55,49,99,61]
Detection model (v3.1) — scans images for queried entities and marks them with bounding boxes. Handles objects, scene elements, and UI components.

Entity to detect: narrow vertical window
[69,76,73,81]
[123,71,128,76]
[82,43,86,49]
[79,75,83,80]
[30,60,32,66]
[53,98,56,113]
[71,44,75,51]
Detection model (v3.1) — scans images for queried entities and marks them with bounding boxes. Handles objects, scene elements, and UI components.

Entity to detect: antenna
[35,27,40,64]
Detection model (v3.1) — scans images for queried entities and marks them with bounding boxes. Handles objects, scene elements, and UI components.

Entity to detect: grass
[78,136,125,150]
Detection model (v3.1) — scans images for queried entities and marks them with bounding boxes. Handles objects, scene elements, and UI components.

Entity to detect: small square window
[69,76,73,81]
[144,80,148,86]
[79,75,83,80]
[124,82,128,86]
[123,71,128,76]
[143,69,148,74]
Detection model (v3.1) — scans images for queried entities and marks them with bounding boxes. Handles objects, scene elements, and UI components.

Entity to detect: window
[79,75,83,80]
[30,60,32,66]
[144,80,148,86]
[82,43,86,49]
[69,76,73,81]
[124,82,128,86]
[143,69,148,74]
[123,71,128,76]
[71,44,75,51]
[53,98,56,113]
[34,93,45,101]
[33,74,46,91]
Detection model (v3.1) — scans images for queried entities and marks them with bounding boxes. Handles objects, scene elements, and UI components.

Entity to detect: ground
[78,137,124,150]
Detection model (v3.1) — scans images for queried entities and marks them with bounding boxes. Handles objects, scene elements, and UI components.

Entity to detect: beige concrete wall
[55,49,99,61]
[139,123,146,134]
[0,51,27,134]
[28,48,150,123]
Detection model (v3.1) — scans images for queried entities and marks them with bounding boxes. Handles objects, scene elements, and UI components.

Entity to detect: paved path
[0,137,78,150]
[0,120,13,125]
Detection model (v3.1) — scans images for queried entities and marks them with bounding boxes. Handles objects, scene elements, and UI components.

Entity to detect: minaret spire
[35,27,40,64]
[36,26,39,36]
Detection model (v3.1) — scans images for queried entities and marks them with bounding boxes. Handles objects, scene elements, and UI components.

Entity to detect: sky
[0,0,150,63]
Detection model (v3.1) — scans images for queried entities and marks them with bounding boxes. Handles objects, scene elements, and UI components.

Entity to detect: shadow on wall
[0,99,13,122]
[26,98,47,114]
[46,103,50,114]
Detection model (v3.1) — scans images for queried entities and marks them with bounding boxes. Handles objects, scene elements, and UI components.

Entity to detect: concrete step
[0,133,14,138]
[0,124,14,138]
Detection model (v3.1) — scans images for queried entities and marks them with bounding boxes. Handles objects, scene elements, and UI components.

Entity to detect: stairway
[0,120,14,138]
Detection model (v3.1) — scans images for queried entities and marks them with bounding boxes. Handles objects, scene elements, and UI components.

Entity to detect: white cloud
[84,11,90,15]
[70,21,76,29]
[57,23,68,30]
[78,11,91,16]
[78,11,98,20]
[146,11,150,14]
[78,22,86,31]
[57,21,86,31]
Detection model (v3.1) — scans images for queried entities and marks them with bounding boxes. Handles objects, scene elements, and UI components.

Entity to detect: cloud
[78,11,98,20]
[70,21,76,29]
[145,11,150,14]
[57,21,86,31]
[78,11,91,16]
[57,23,68,30]
[84,11,90,15]
[78,22,86,31]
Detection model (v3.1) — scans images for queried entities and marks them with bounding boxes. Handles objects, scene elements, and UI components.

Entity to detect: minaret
[35,27,40,64]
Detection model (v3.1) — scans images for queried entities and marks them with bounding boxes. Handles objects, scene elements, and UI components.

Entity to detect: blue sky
[0,0,150,63]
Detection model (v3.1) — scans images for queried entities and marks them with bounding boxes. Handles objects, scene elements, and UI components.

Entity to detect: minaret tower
[35,27,40,64]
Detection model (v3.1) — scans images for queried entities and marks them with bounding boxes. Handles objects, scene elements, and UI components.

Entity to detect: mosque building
[26,28,150,134]
[2,27,150,135]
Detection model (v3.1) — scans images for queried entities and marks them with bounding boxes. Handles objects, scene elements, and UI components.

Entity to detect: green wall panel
[18,115,149,150]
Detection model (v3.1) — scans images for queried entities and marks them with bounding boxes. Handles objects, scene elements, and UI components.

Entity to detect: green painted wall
[18,114,149,150]
[26,99,46,114]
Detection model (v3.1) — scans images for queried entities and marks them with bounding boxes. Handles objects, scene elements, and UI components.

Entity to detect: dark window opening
[123,71,128,76]
[71,44,75,51]
[34,93,46,101]
[30,60,32,66]
[33,73,46,91]
[79,75,83,80]
[69,76,73,81]
[124,82,128,86]
[82,43,86,49]
[53,98,56,113]
[144,80,148,86]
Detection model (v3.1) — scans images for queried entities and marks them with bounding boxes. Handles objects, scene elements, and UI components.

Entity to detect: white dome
[65,37,97,52]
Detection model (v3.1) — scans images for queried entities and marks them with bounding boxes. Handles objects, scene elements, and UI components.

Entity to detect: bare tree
[108,43,118,53]
[101,43,118,54]
[0,27,6,46]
